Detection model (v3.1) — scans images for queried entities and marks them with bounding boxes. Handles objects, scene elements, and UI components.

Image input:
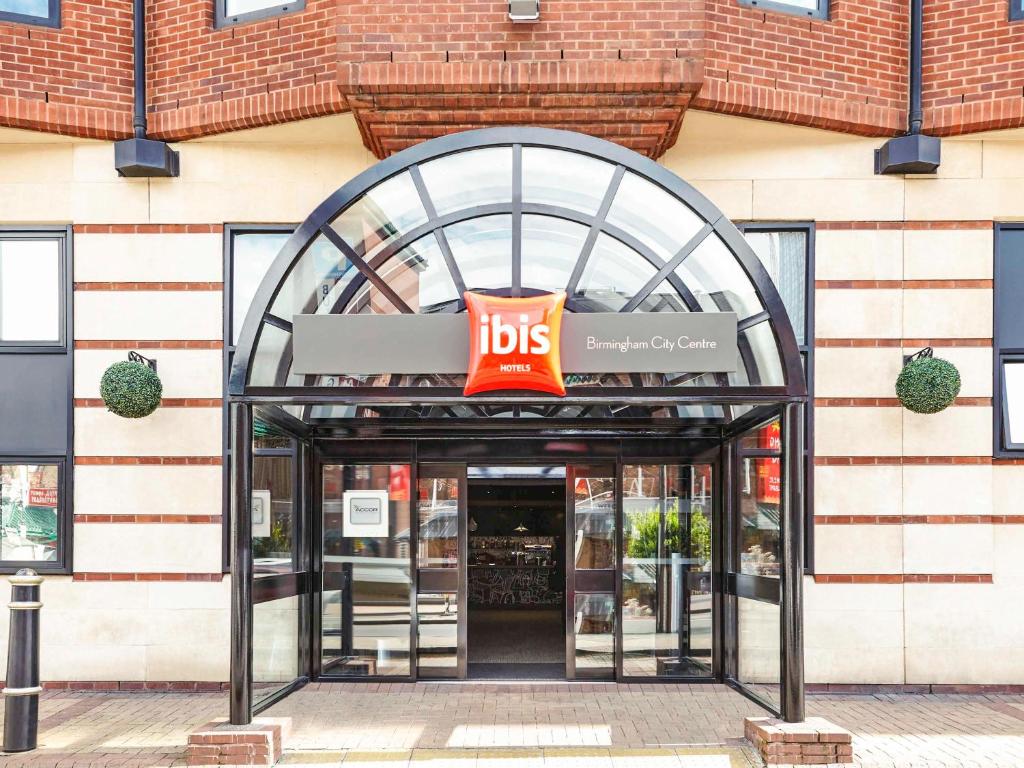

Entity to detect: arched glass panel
[419,147,513,216]
[331,171,427,260]
[576,233,660,312]
[605,172,704,261]
[682,235,764,320]
[522,147,616,215]
[343,233,459,315]
[269,234,355,320]
[521,215,589,294]
[445,215,513,291]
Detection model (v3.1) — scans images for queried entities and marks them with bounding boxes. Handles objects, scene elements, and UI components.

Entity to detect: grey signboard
[292,312,738,375]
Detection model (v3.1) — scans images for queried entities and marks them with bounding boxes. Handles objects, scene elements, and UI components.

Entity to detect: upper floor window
[0,234,65,347]
[1013,1,1024,21]
[215,0,305,27]
[0,0,59,27]
[996,225,1024,454]
[739,0,828,20]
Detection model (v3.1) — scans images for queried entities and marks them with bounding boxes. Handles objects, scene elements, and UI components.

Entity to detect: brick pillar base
[744,717,853,765]
[186,718,290,766]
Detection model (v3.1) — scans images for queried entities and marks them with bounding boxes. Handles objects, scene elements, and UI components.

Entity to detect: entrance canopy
[228,128,805,423]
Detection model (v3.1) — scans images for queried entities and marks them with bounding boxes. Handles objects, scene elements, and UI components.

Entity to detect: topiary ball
[895,356,961,414]
[100,361,163,419]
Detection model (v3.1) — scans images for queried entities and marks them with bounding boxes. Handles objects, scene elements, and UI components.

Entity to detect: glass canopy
[229,128,806,421]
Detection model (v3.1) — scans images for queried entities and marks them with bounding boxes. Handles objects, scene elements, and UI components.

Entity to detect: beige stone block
[815,229,903,281]
[752,179,905,221]
[0,143,73,182]
[902,464,993,518]
[0,182,72,222]
[915,346,992,398]
[74,291,222,340]
[815,407,902,456]
[146,608,228,646]
[814,525,903,573]
[74,523,222,573]
[814,465,902,518]
[902,406,992,456]
[74,233,223,282]
[75,348,222,398]
[148,579,230,611]
[71,181,150,223]
[148,179,324,224]
[41,644,148,682]
[805,578,904,611]
[994,465,1024,518]
[992,525,1024,578]
[669,111,878,180]
[688,179,752,220]
[146,641,229,682]
[903,229,993,280]
[931,140,983,180]
[38,578,148,611]
[75,464,222,517]
[902,524,992,575]
[815,289,902,339]
[42,608,151,646]
[72,143,123,183]
[74,407,221,456]
[905,647,1024,685]
[904,178,1024,221]
[814,347,904,398]
[902,288,992,339]
[981,139,1024,178]
[806,646,905,685]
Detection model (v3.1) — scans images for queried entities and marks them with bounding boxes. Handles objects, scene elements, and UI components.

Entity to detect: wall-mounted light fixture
[509,0,540,22]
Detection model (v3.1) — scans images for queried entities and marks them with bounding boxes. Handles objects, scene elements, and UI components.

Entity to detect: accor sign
[463,291,566,396]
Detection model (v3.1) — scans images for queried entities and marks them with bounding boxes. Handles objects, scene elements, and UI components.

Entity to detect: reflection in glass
[249,323,292,387]
[574,593,614,673]
[622,465,713,678]
[321,464,412,676]
[417,592,458,677]
[576,233,658,311]
[252,456,295,576]
[445,215,512,291]
[606,172,703,260]
[417,476,459,568]
[332,171,427,260]
[346,233,458,315]
[744,230,808,345]
[0,0,48,18]
[0,463,59,561]
[737,596,781,711]
[269,233,357,320]
[733,321,785,387]
[573,471,614,569]
[522,148,615,215]
[0,239,60,342]
[253,595,300,705]
[1004,362,1024,445]
[739,456,781,577]
[231,232,290,344]
[683,235,763,320]
[420,148,513,216]
[521,216,588,293]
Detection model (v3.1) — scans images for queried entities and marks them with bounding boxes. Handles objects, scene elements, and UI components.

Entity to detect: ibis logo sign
[463,291,566,396]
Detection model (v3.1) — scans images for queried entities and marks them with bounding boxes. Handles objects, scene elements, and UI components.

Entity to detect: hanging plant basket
[100,360,163,419]
[895,349,961,414]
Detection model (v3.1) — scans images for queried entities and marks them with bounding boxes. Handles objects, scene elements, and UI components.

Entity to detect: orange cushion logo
[463,291,566,396]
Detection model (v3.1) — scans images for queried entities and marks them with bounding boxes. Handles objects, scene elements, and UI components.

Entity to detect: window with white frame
[215,0,305,27]
[996,226,1024,454]
[0,0,59,27]
[739,0,828,20]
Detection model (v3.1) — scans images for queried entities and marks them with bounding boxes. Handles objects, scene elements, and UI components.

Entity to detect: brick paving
[1,685,1023,767]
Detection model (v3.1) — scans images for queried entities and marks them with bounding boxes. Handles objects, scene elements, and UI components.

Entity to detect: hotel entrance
[226,127,807,727]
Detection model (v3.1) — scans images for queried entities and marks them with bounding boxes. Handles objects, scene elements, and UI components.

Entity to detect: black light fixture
[508,0,540,22]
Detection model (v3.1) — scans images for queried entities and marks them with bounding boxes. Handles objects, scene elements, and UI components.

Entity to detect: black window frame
[0,225,73,575]
[0,0,59,28]
[737,222,815,574]
[994,224,1024,456]
[214,0,305,27]
[739,0,828,20]
[1012,2,1024,21]
[223,224,298,570]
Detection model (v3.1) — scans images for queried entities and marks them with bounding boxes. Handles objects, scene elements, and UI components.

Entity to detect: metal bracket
[903,346,933,366]
[129,350,158,373]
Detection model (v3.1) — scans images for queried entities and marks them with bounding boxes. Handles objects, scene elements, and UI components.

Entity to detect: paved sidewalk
[1,684,1023,767]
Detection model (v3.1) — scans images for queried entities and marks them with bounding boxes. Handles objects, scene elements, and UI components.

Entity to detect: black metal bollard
[2,569,43,753]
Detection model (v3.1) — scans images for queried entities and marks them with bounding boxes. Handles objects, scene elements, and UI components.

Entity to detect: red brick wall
[1,0,1022,147]
[922,0,1024,135]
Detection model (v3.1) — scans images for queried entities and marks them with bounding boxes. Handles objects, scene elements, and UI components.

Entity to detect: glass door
[320,463,413,678]
[415,464,467,679]
[565,464,616,679]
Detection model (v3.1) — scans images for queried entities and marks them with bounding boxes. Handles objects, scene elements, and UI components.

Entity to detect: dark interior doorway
[466,468,566,679]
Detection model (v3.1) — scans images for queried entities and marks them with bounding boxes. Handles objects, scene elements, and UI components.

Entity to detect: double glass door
[315,458,717,683]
